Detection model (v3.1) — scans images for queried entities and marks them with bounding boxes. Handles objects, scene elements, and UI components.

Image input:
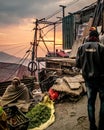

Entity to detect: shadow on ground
[46,94,100,130]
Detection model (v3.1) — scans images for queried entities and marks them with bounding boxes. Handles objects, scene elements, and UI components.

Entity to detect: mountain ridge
[0,51,29,66]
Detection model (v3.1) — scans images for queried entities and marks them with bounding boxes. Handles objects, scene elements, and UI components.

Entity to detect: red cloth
[56,51,69,58]
[48,88,59,100]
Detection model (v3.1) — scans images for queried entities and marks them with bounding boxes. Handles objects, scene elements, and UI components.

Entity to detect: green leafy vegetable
[26,104,51,129]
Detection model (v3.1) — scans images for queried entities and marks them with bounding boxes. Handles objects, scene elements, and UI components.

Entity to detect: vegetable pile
[26,103,51,129]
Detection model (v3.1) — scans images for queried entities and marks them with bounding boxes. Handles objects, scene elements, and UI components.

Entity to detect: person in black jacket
[76,30,104,130]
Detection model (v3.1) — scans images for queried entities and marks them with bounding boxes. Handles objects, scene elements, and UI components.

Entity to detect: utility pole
[31,19,38,76]
[53,23,56,56]
[28,19,38,76]
[59,5,66,17]
[59,5,66,51]
[33,19,38,59]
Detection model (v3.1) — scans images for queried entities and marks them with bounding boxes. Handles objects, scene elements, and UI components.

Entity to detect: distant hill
[0,51,30,66]
[0,52,31,82]
[0,62,30,82]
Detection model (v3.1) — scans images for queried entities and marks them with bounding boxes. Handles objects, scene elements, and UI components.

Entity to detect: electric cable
[0,46,29,64]
[0,42,29,46]
[1,44,28,52]
[35,21,62,57]
[0,44,32,69]
[13,44,32,65]
[45,0,80,20]
[38,44,47,54]
[4,50,31,81]
[36,0,96,55]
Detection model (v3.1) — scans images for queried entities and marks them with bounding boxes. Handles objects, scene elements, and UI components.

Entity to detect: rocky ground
[46,94,100,130]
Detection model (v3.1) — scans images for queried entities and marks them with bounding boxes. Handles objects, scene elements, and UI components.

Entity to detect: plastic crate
[3,106,29,130]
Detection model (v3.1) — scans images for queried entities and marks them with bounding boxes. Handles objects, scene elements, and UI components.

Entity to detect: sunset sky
[0,0,96,59]
[0,0,66,59]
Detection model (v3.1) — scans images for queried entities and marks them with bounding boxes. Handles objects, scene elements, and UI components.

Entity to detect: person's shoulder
[7,84,13,88]
[79,42,89,48]
[6,84,14,92]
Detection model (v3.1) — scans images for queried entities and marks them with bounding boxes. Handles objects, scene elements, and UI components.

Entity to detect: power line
[0,44,27,52]
[13,45,32,65]
[0,45,32,69]
[13,46,29,56]
[3,48,31,81]
[44,0,80,20]
[0,42,29,46]
[0,46,29,63]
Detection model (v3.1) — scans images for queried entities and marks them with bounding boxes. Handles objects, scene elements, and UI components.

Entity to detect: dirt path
[46,94,100,130]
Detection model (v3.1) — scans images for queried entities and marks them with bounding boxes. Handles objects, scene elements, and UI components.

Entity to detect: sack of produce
[26,95,55,130]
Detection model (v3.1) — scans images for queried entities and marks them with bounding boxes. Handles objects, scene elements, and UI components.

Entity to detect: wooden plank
[69,38,84,58]
[63,75,83,90]
[43,67,62,71]
[68,82,81,90]
[52,78,83,96]
[70,17,94,58]
[63,75,84,83]
[83,17,93,37]
[74,75,84,82]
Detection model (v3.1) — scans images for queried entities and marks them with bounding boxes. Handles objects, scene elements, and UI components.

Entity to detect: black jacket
[76,42,104,81]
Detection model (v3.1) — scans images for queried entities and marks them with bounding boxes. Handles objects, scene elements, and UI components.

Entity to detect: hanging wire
[31,0,81,57]
[1,44,28,52]
[38,44,47,53]
[4,50,31,82]
[45,0,80,20]
[0,45,30,63]
[0,42,28,46]
[35,0,97,56]
[12,44,32,65]
[0,44,32,80]
[0,44,32,70]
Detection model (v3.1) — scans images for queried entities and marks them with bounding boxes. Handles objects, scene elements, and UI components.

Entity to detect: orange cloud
[0,18,62,58]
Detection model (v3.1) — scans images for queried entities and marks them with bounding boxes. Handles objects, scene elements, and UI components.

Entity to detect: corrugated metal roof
[66,0,97,14]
